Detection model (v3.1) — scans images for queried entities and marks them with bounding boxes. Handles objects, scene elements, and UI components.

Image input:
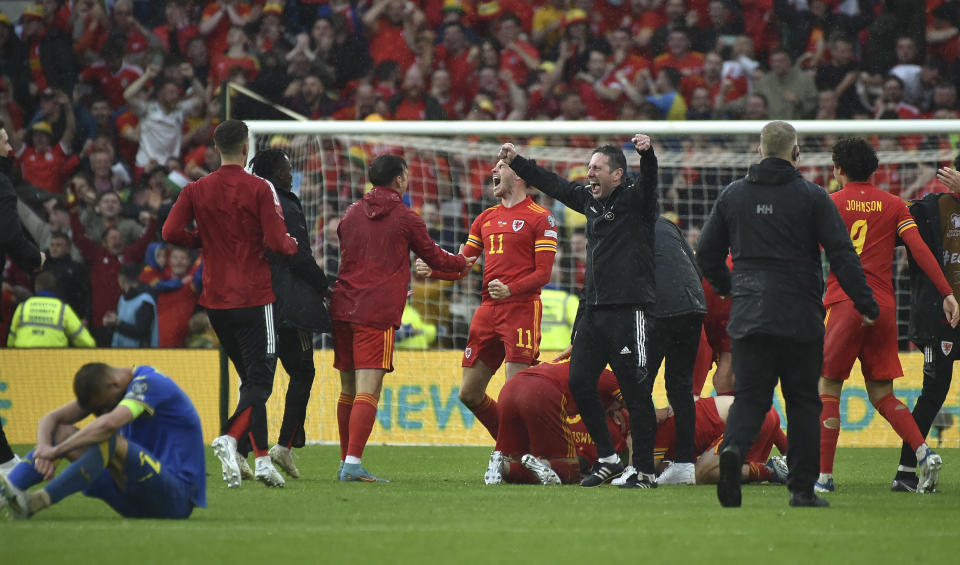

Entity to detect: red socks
[747,461,774,483]
[337,393,355,460]
[874,393,924,451]
[471,395,499,440]
[819,394,840,474]
[346,393,379,459]
[227,406,252,439]
[250,432,267,457]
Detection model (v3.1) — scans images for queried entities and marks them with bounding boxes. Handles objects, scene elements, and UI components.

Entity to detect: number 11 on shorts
[516,328,533,349]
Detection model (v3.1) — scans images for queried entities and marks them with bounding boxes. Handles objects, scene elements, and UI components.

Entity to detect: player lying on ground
[483,359,627,485]
[629,395,788,486]
[0,363,206,519]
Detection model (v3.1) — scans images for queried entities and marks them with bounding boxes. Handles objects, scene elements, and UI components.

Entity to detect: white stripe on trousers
[635,309,646,367]
[264,303,275,356]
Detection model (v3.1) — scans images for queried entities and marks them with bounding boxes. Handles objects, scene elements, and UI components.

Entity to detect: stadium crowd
[0,0,958,349]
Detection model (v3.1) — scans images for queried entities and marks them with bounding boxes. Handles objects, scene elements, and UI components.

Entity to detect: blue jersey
[120,366,207,508]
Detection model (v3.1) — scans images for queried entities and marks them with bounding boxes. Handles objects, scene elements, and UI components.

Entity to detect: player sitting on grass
[0,363,206,519]
[484,359,628,485]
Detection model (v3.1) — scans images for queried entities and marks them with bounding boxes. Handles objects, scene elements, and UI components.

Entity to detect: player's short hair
[832,137,878,182]
[368,154,408,186]
[591,145,627,174]
[34,272,58,294]
[760,120,797,159]
[250,148,289,184]
[74,362,113,412]
[213,119,249,156]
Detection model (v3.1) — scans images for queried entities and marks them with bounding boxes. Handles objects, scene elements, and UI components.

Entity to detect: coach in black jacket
[644,216,707,485]
[250,149,331,477]
[0,126,44,474]
[896,171,960,491]
[698,121,878,507]
[500,134,660,488]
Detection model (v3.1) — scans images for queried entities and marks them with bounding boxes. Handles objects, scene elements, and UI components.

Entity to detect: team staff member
[897,158,960,492]
[332,154,474,482]
[416,156,557,441]
[817,137,956,495]
[698,120,878,508]
[163,119,298,489]
[0,123,45,476]
[250,148,332,480]
[499,134,661,489]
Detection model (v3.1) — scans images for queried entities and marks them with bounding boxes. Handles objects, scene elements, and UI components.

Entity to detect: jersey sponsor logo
[464,347,472,359]
[845,200,882,213]
[544,229,557,238]
[942,341,953,356]
[756,204,774,215]
[497,220,507,226]
[512,219,525,231]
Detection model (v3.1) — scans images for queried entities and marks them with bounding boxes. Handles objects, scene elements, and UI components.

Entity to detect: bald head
[759,121,798,161]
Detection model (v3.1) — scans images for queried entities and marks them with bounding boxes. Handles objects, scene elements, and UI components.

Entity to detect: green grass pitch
[2,446,959,564]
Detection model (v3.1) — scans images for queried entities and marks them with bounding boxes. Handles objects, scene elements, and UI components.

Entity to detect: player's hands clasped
[498,143,518,165]
[632,134,651,152]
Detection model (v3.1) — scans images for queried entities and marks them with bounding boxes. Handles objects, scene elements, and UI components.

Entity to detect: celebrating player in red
[332,154,473,483]
[484,360,626,485]
[817,137,959,494]
[418,157,557,440]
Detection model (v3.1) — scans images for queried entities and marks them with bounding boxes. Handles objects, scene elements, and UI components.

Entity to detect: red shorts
[494,374,576,459]
[822,300,901,381]
[691,327,713,396]
[462,299,541,370]
[332,321,395,372]
[703,282,731,354]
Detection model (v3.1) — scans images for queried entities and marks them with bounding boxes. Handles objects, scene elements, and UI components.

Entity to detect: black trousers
[648,313,703,463]
[569,305,657,474]
[897,342,956,471]
[723,335,822,495]
[276,327,316,448]
[208,304,278,452]
[0,420,13,463]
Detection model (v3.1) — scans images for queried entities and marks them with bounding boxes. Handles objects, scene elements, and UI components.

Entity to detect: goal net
[247,119,960,449]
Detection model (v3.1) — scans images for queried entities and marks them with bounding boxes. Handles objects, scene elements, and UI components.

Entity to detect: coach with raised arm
[697,121,878,508]
[498,134,661,489]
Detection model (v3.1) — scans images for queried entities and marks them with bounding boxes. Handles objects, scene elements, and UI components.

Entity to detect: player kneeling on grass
[484,360,628,485]
[0,363,206,519]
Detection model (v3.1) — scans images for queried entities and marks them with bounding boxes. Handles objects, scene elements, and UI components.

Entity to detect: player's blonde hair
[760,121,798,161]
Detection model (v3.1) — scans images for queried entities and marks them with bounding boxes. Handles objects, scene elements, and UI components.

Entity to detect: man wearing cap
[9,90,80,199]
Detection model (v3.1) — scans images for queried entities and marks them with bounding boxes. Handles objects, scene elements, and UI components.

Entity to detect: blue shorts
[83,438,195,519]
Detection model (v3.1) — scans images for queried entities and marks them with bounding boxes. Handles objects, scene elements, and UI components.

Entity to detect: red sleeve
[506,214,557,296]
[406,209,466,273]
[68,210,102,262]
[257,181,298,255]
[123,218,158,263]
[901,224,954,297]
[162,185,201,248]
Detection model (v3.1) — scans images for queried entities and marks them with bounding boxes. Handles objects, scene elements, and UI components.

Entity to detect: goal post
[245,119,960,448]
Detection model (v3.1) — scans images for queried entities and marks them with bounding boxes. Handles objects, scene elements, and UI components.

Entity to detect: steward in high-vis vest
[8,272,94,348]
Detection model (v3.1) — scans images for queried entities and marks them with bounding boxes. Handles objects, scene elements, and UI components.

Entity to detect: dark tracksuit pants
[276,327,316,448]
[897,341,956,473]
[208,304,278,453]
[647,313,703,464]
[569,305,657,475]
[723,335,822,495]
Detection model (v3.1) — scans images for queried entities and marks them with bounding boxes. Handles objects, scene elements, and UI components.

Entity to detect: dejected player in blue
[0,363,206,519]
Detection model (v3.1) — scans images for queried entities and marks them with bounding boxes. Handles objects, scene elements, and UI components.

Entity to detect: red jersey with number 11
[825,181,952,308]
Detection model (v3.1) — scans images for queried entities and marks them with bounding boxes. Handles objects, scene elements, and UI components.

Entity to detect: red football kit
[495,361,623,484]
[435,197,557,369]
[823,181,952,381]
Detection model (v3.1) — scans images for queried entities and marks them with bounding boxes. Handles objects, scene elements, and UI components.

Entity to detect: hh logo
[942,341,953,356]
[756,204,774,215]
[512,220,525,231]
[952,214,960,229]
